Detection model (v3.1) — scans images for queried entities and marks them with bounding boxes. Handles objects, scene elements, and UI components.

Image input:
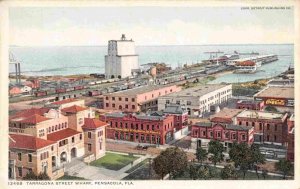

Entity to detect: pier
[227,54,278,66]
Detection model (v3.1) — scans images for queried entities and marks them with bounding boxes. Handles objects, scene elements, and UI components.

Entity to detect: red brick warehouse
[100,113,174,145]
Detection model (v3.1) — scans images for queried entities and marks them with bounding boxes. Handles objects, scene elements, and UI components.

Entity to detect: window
[209,131,213,138]
[176,100,180,105]
[232,133,236,140]
[225,132,230,139]
[112,97,115,101]
[125,104,128,108]
[115,122,118,127]
[274,135,277,142]
[132,105,135,109]
[202,131,206,136]
[51,146,54,151]
[112,103,115,108]
[106,103,109,107]
[72,137,75,143]
[267,124,270,130]
[267,135,269,141]
[18,167,22,177]
[275,125,277,131]
[28,154,32,162]
[252,122,255,126]
[106,97,109,100]
[88,144,92,151]
[80,134,82,140]
[217,131,221,138]
[187,101,191,105]
[125,98,128,101]
[132,98,135,102]
[241,134,246,141]
[152,94,154,98]
[239,121,242,125]
[18,153,22,161]
[166,100,170,104]
[259,123,262,130]
[88,132,92,139]
[246,122,249,126]
[141,124,144,130]
[152,125,154,130]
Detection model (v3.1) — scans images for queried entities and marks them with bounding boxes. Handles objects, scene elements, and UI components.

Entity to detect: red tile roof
[52,98,78,105]
[210,117,233,124]
[82,118,108,130]
[47,128,81,141]
[9,134,55,150]
[10,107,50,120]
[11,114,50,124]
[61,105,87,113]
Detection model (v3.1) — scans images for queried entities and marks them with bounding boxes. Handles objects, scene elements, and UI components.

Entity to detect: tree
[195,147,208,165]
[265,106,278,112]
[23,171,50,180]
[198,165,211,180]
[249,144,266,179]
[220,164,237,180]
[189,164,199,180]
[261,169,268,180]
[229,142,252,179]
[208,140,224,166]
[152,147,188,179]
[275,159,293,179]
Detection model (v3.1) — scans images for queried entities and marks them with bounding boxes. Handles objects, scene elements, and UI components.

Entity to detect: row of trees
[153,140,293,180]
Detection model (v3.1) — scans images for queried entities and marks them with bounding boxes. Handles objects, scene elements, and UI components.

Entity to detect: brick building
[191,122,254,150]
[150,103,188,131]
[236,100,264,111]
[101,113,174,145]
[103,84,181,112]
[236,110,288,145]
[210,108,243,124]
[287,114,294,161]
[8,99,106,180]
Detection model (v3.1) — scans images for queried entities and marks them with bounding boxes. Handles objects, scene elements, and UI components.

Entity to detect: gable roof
[10,107,50,120]
[82,118,108,129]
[9,134,55,150]
[47,128,81,141]
[11,114,50,124]
[163,104,187,114]
[61,105,87,113]
[52,98,79,105]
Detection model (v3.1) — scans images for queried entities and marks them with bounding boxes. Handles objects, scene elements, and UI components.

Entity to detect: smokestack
[121,34,126,40]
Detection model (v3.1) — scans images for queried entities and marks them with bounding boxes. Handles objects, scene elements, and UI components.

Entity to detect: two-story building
[191,122,254,150]
[101,113,174,145]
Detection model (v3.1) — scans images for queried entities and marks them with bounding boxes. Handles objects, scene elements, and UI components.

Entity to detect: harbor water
[9,44,293,83]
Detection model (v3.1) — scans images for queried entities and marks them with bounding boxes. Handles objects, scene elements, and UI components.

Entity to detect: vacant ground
[90,152,138,171]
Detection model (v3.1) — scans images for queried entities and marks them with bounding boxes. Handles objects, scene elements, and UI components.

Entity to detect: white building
[158,84,232,117]
[105,34,139,79]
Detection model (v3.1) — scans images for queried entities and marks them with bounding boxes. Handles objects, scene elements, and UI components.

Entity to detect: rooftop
[103,84,178,97]
[10,114,50,124]
[237,100,262,105]
[210,108,243,119]
[105,113,167,121]
[61,105,87,113]
[254,87,294,99]
[162,84,230,97]
[237,110,285,120]
[9,134,55,150]
[47,128,81,141]
[163,104,187,114]
[82,118,108,130]
[51,98,79,105]
[193,122,252,131]
[10,107,50,120]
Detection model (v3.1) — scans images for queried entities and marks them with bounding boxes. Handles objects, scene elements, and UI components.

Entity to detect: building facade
[101,113,174,145]
[103,84,181,112]
[8,99,106,180]
[105,34,139,79]
[236,110,288,145]
[287,114,294,161]
[236,100,264,111]
[158,84,232,117]
[191,122,254,150]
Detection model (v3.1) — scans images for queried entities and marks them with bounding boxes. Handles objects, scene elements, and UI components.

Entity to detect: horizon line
[10,43,294,47]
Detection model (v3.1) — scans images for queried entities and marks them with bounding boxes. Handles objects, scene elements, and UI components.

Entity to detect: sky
[9,6,295,46]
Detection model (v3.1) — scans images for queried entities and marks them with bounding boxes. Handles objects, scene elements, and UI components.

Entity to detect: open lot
[90,152,139,171]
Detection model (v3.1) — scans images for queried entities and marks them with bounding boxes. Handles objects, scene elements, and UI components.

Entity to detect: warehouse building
[158,84,232,117]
